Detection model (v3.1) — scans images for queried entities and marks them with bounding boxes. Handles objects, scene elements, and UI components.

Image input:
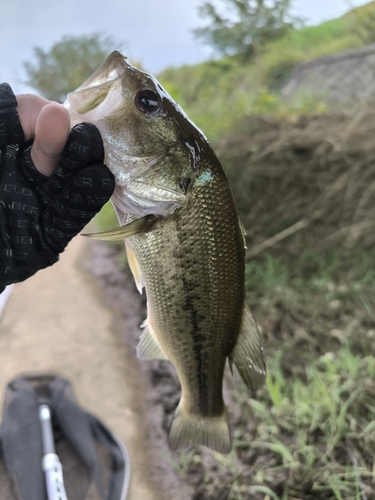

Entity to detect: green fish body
[64,51,266,453]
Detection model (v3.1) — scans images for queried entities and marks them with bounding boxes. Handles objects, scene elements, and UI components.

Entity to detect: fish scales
[64,50,266,454]
[126,156,244,419]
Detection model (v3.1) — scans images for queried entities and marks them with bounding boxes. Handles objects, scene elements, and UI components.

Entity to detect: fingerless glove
[0,84,115,292]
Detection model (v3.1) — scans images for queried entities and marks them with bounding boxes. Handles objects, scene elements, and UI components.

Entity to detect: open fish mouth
[64,51,129,126]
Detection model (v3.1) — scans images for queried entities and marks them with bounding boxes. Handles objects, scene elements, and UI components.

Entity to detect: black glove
[0,83,115,292]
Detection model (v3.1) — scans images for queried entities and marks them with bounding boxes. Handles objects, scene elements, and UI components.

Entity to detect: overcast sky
[0,0,369,95]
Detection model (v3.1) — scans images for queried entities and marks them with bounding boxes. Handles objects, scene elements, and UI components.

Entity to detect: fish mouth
[64,52,130,128]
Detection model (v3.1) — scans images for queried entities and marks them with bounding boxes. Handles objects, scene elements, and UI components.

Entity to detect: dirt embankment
[217,110,375,256]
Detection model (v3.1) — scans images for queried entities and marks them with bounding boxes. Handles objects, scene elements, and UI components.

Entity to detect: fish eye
[135,89,161,114]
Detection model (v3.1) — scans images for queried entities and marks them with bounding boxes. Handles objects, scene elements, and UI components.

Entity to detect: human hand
[0,84,115,291]
[16,94,70,177]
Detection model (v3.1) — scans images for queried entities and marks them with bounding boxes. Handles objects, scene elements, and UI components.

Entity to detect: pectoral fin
[83,214,157,241]
[137,320,168,360]
[229,306,266,390]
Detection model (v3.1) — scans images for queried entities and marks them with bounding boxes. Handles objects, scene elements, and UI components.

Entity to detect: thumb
[31,102,71,177]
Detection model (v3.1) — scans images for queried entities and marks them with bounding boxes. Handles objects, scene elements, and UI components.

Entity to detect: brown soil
[0,236,174,500]
[217,110,375,255]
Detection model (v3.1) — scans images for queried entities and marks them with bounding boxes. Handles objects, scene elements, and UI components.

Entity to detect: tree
[194,0,300,58]
[24,33,120,102]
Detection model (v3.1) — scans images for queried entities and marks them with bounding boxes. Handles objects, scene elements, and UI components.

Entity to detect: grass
[246,249,362,305]
[161,248,375,499]
[93,199,375,499]
[228,249,375,499]
[261,14,359,84]
[93,189,375,497]
[92,207,375,498]
[157,7,370,142]
[91,200,117,232]
[163,449,202,476]
[222,342,375,499]
[202,349,375,499]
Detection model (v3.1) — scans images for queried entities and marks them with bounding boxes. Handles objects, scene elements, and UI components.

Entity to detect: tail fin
[168,399,231,454]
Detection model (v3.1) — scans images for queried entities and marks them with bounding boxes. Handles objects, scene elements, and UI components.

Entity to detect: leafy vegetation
[159,244,375,499]
[24,33,120,102]
[159,9,362,142]
[351,0,375,43]
[226,337,375,499]
[194,0,300,58]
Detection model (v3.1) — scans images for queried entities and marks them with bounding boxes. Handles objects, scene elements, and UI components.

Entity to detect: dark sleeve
[0,83,25,150]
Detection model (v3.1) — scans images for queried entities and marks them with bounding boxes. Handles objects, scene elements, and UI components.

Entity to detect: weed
[163,449,198,476]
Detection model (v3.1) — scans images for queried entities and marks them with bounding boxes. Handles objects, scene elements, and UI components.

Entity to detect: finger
[17,94,71,177]
[31,103,71,177]
[16,94,50,140]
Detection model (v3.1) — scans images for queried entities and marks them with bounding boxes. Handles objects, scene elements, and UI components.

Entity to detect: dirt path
[0,236,163,500]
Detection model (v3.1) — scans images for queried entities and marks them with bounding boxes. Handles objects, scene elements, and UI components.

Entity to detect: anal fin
[229,306,266,390]
[137,320,168,360]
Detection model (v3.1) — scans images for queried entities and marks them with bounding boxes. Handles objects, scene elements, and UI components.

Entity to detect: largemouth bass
[64,51,266,453]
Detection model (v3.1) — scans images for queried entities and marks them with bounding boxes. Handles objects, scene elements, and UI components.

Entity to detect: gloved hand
[0,83,115,292]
